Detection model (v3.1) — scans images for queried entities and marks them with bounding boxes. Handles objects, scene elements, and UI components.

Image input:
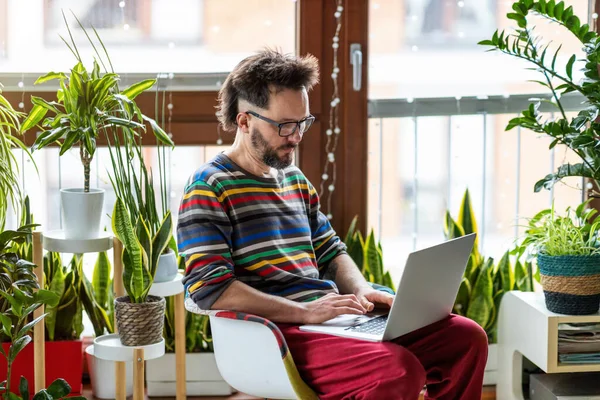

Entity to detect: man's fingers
[333,297,367,313]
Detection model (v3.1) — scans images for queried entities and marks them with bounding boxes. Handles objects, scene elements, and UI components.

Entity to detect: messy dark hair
[216,49,319,132]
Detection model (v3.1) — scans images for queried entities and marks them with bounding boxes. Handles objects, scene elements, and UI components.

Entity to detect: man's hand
[354,287,395,312]
[298,293,368,324]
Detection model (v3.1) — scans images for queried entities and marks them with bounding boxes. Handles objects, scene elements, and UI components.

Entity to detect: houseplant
[444,188,539,385]
[519,199,600,314]
[479,0,600,196]
[343,217,395,292]
[0,223,82,398]
[0,88,33,230]
[444,189,538,342]
[20,13,173,239]
[111,197,169,346]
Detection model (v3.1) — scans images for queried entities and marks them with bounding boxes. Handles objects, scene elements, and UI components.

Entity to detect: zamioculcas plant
[479,0,600,196]
[344,217,396,292]
[444,189,538,343]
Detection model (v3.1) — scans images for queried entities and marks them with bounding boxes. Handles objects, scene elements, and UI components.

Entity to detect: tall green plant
[445,189,538,343]
[20,12,173,193]
[479,0,600,195]
[76,251,114,337]
[344,217,395,291]
[0,89,34,231]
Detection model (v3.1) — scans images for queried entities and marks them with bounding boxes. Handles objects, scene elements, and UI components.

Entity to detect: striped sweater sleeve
[306,179,347,277]
[177,179,235,310]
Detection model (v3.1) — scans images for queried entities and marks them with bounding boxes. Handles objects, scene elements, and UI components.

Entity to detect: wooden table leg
[175,292,186,400]
[115,361,127,400]
[32,232,45,392]
[133,348,145,400]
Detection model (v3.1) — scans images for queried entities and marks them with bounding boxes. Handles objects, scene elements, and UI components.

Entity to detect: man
[178,49,487,400]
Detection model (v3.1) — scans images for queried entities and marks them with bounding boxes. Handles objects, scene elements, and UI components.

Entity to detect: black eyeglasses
[246,111,315,137]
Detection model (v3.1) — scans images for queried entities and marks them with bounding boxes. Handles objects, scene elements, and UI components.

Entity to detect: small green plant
[444,189,538,343]
[0,225,84,399]
[77,250,114,336]
[520,199,600,257]
[344,217,395,292]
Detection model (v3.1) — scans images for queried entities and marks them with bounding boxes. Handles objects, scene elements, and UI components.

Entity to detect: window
[1,0,296,74]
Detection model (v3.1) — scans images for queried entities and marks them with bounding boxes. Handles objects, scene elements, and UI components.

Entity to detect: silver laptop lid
[382,233,476,341]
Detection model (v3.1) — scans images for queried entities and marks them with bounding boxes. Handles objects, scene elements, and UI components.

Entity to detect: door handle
[350,43,362,91]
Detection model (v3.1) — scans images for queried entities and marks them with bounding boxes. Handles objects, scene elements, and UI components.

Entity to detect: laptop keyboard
[345,315,388,335]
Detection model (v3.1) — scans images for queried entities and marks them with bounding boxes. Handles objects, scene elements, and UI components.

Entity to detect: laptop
[299,233,476,342]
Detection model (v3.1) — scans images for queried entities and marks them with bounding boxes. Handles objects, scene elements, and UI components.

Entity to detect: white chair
[184,297,319,400]
[184,284,394,400]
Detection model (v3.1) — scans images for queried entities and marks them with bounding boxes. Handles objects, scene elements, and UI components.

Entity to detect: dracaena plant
[20,12,173,193]
[479,0,600,195]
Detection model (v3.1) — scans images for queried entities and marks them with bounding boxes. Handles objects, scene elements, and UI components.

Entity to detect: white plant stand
[148,272,186,400]
[31,230,114,392]
[93,334,165,400]
[497,291,600,400]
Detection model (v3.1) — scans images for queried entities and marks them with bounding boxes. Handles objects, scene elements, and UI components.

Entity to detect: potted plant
[0,88,32,230]
[0,223,85,399]
[146,257,233,396]
[20,13,173,240]
[111,197,169,346]
[479,0,600,197]
[519,199,600,315]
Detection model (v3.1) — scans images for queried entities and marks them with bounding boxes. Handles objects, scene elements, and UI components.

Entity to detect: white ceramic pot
[155,251,178,283]
[146,352,234,396]
[60,188,105,239]
[85,345,134,399]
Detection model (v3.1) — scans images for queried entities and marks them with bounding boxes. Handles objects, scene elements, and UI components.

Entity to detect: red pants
[278,314,488,400]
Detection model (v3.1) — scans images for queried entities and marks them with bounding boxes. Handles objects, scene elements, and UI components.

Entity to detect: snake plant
[444,189,539,343]
[344,217,395,292]
[480,0,600,196]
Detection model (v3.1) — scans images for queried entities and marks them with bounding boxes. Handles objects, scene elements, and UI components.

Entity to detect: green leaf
[92,251,111,308]
[32,126,69,152]
[497,251,514,291]
[34,72,67,85]
[142,115,175,147]
[21,105,49,133]
[59,130,81,156]
[0,291,22,317]
[46,378,71,398]
[17,313,47,339]
[30,96,61,114]
[33,289,60,307]
[554,1,564,19]
[150,212,173,278]
[32,390,52,400]
[19,376,29,400]
[9,335,31,361]
[566,54,576,80]
[0,313,12,337]
[121,79,156,100]
[443,211,465,240]
[344,216,358,246]
[454,277,471,316]
[466,261,494,329]
[534,163,594,192]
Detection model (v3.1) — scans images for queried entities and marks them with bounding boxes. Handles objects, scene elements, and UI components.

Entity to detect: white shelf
[42,230,113,253]
[93,334,165,362]
[149,272,184,297]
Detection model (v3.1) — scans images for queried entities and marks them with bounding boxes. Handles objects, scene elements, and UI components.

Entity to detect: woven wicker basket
[115,295,165,346]
[537,254,600,315]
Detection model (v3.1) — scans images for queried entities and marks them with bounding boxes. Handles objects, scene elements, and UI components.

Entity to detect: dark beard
[251,128,295,170]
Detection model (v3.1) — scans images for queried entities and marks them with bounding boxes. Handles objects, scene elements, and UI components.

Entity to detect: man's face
[248,87,310,170]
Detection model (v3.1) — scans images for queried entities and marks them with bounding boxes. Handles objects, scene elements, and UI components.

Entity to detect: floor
[81,384,497,399]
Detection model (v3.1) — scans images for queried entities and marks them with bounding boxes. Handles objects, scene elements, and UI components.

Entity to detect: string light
[318,0,344,220]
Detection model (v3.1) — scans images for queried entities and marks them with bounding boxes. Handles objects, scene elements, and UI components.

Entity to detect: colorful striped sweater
[177,153,346,310]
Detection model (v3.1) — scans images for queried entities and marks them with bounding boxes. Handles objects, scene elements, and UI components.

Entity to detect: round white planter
[60,188,104,239]
[85,345,133,399]
[155,251,178,283]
